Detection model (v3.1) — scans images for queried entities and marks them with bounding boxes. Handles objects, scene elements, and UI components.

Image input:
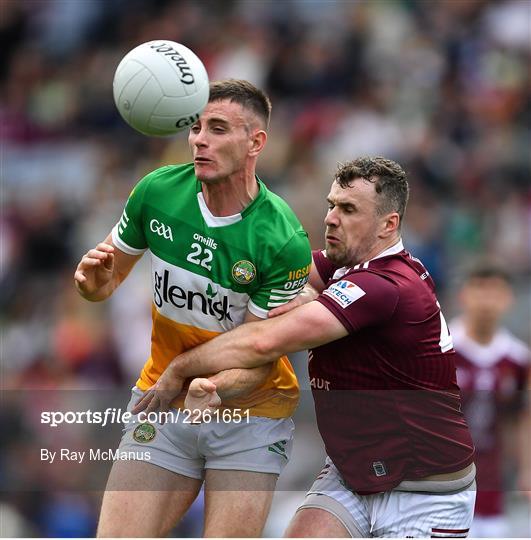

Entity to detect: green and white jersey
[111,163,311,418]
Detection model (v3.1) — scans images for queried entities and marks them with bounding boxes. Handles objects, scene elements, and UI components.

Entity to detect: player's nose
[324,209,339,227]
[191,128,208,148]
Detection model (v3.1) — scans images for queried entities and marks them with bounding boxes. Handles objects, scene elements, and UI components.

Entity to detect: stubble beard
[325,244,350,268]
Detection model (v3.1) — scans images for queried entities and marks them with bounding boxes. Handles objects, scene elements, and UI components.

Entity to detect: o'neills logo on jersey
[154,269,233,322]
[150,43,195,85]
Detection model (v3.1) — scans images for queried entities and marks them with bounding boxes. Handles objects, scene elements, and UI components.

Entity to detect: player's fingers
[132,389,154,414]
[95,242,114,253]
[208,392,222,408]
[102,252,114,271]
[144,394,161,415]
[158,399,170,424]
[199,379,217,393]
[74,271,87,283]
[78,257,104,267]
[188,377,208,396]
[85,249,111,262]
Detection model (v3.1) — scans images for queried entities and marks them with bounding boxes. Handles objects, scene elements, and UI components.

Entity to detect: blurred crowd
[1,0,529,537]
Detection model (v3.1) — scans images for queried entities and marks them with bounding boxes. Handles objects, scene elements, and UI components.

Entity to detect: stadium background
[1,0,529,536]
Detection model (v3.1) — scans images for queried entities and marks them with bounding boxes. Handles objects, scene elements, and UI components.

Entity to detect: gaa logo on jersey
[323,280,366,308]
[232,260,256,284]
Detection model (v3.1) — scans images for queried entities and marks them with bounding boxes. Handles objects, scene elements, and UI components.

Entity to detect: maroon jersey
[451,319,529,516]
[311,242,475,493]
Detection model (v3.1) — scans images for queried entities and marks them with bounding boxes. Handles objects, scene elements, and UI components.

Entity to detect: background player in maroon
[450,265,530,538]
[137,157,476,538]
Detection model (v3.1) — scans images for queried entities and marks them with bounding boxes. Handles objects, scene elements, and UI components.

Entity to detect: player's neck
[464,319,497,345]
[201,170,259,217]
[358,236,401,265]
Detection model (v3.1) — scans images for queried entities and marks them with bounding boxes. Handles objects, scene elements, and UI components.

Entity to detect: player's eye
[212,126,226,133]
[190,124,200,133]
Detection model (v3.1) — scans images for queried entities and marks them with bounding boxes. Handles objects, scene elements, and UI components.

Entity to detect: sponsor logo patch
[232,260,256,284]
[133,423,156,443]
[323,280,366,308]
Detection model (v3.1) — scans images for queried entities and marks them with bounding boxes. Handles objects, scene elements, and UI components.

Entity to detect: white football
[113,40,209,136]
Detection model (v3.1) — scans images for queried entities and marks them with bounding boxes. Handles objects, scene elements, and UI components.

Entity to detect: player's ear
[380,212,400,238]
[249,129,267,157]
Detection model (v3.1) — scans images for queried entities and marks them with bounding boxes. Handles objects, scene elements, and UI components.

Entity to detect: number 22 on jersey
[187,242,213,271]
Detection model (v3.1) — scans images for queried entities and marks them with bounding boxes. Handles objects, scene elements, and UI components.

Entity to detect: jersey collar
[196,179,264,228]
[332,239,404,279]
[351,239,404,270]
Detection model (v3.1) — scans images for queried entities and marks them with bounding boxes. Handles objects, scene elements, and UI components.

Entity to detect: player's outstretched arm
[134,313,276,414]
[164,300,346,388]
[74,233,142,301]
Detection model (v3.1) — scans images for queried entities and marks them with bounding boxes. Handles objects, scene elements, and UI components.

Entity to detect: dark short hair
[464,262,512,285]
[335,157,410,225]
[208,79,272,128]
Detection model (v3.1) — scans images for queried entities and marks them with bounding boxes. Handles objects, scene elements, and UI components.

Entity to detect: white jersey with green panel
[111,163,311,418]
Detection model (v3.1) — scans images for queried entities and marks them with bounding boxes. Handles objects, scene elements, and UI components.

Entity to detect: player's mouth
[194,157,212,164]
[326,235,341,245]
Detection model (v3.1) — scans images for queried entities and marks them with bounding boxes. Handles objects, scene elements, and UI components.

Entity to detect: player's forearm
[208,365,272,401]
[167,320,280,380]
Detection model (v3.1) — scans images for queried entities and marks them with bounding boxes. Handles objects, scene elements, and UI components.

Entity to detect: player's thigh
[293,457,370,537]
[285,507,351,538]
[203,469,278,537]
[97,459,202,537]
[371,483,476,538]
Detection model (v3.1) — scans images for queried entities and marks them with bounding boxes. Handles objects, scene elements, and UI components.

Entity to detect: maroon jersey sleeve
[317,271,399,332]
[312,249,337,284]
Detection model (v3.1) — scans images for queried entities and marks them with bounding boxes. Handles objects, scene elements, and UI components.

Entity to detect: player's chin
[194,168,215,183]
[325,245,345,266]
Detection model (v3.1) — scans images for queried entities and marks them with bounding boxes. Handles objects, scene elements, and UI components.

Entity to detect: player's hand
[268,284,319,318]
[74,242,115,297]
[184,378,221,414]
[132,371,185,419]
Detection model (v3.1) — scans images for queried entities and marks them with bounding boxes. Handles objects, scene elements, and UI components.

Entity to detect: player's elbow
[252,332,282,361]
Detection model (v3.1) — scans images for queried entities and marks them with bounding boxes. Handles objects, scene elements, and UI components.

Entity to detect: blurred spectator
[450,264,530,537]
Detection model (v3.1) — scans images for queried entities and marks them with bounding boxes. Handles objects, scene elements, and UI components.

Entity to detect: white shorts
[117,387,294,481]
[298,456,476,538]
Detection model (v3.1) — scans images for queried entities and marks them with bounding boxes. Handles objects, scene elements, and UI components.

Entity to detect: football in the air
[113,40,209,136]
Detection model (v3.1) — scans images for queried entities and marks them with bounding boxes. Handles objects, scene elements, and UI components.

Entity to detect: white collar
[197,192,242,228]
[370,238,404,261]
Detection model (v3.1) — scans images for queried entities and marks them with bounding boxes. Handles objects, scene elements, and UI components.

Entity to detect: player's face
[324,179,383,267]
[460,277,513,326]
[189,100,256,183]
